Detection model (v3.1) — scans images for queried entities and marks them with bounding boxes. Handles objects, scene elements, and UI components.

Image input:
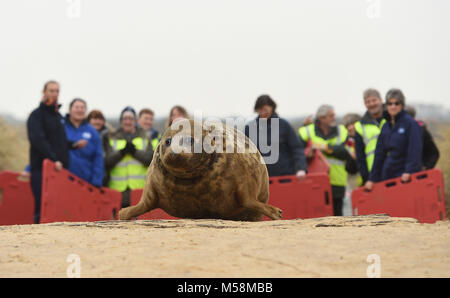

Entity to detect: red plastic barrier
[127,174,333,221]
[305,146,330,174]
[129,189,178,220]
[40,160,122,223]
[263,173,334,220]
[0,171,34,225]
[351,169,447,224]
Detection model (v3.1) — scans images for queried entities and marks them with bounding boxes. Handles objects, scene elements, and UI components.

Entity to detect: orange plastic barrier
[351,169,447,224]
[40,159,122,223]
[263,173,334,220]
[305,146,330,174]
[129,189,178,220]
[0,171,34,225]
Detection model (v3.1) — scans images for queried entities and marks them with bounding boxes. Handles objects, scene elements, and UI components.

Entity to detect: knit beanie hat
[119,106,137,122]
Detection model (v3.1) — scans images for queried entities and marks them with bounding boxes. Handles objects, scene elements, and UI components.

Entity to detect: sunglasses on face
[387,101,401,106]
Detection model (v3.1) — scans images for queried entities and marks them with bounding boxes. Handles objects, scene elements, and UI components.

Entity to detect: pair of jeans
[30,169,43,224]
[331,185,346,216]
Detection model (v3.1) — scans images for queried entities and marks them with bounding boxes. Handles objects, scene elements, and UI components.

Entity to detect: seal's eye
[165,138,172,146]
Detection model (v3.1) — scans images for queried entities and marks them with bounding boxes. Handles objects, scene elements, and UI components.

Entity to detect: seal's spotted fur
[118,119,282,221]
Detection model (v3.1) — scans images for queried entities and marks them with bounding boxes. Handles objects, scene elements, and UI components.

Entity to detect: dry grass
[435,123,450,219]
[0,117,28,172]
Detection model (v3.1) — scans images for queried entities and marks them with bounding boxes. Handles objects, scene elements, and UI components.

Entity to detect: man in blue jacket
[65,98,104,187]
[366,89,423,189]
[27,80,69,224]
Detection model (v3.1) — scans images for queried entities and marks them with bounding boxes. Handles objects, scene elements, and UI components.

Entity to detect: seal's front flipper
[118,182,158,220]
[118,199,152,220]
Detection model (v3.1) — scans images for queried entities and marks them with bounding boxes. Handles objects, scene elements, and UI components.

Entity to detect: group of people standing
[246,89,440,216]
[26,80,188,223]
[25,80,440,223]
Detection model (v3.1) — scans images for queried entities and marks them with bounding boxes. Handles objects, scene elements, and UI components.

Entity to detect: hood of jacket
[107,126,148,141]
[385,109,407,125]
[361,104,388,125]
[64,114,89,128]
[39,101,62,114]
[313,120,339,140]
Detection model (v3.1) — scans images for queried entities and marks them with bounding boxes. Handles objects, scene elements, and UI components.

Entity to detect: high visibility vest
[354,119,386,173]
[299,124,348,187]
[108,137,149,192]
[151,134,161,151]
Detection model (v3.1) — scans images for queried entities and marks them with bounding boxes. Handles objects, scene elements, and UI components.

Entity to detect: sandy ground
[1,215,449,278]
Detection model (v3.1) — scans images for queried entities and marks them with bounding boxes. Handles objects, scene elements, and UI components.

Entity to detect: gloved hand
[120,141,136,156]
[119,146,127,156]
[127,141,136,155]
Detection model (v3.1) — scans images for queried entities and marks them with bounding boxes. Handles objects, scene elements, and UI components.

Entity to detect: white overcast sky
[1,0,449,120]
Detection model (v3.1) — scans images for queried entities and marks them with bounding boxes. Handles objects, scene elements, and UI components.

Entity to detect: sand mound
[1,215,449,278]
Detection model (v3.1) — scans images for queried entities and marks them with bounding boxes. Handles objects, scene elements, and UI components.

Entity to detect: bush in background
[0,117,28,172]
[436,123,450,219]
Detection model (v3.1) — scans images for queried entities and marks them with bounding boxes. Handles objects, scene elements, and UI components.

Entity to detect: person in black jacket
[244,95,307,179]
[341,113,362,176]
[404,105,440,170]
[26,81,70,224]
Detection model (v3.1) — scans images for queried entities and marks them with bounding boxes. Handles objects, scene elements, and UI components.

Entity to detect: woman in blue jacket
[65,98,104,187]
[365,89,423,190]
